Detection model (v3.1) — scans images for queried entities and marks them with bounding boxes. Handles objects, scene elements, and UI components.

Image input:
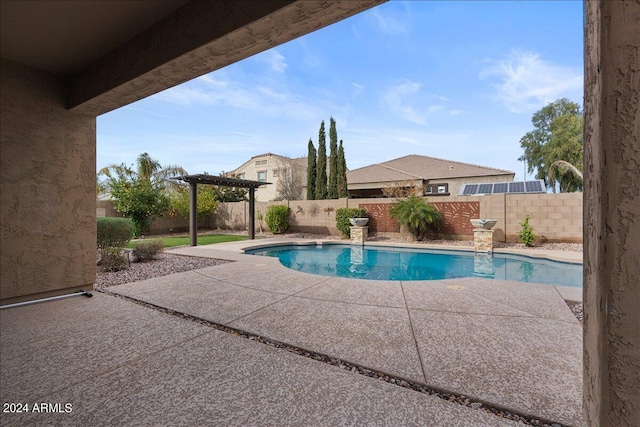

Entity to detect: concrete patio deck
[1,239,584,426]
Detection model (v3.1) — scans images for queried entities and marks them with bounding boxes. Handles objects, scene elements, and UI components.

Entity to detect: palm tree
[548,160,583,192]
[389,196,443,241]
[98,152,188,191]
[97,153,188,236]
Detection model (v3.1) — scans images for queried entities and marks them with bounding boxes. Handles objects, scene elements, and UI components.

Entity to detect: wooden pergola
[171,174,270,246]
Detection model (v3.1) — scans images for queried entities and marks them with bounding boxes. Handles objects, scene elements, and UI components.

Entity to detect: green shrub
[518,214,536,246]
[132,240,164,262]
[335,208,369,238]
[97,217,134,250]
[99,247,130,271]
[265,205,291,234]
[389,196,442,241]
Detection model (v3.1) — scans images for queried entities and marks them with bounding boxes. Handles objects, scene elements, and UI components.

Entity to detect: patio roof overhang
[171,174,271,245]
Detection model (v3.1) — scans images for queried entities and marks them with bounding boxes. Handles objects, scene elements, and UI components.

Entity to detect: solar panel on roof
[459,180,545,195]
[462,184,478,195]
[477,183,493,194]
[509,182,525,193]
[525,180,544,193]
[493,183,509,193]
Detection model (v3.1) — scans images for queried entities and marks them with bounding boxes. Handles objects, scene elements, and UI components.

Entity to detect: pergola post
[249,187,255,240]
[173,174,268,243]
[189,181,197,246]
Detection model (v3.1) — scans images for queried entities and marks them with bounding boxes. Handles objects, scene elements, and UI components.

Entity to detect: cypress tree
[306,139,317,200]
[337,139,348,198]
[328,117,338,199]
[315,121,328,199]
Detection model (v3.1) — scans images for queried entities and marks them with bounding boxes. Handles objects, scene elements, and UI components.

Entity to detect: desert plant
[132,240,164,262]
[265,205,291,234]
[518,214,536,246]
[99,247,130,271]
[97,217,134,250]
[389,196,442,241]
[335,208,368,238]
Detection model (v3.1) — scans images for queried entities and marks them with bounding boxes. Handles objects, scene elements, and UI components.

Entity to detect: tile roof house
[347,155,515,198]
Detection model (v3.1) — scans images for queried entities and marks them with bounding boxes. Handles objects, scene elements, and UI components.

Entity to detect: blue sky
[97,1,584,181]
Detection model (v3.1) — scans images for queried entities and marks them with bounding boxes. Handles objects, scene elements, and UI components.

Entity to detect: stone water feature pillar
[471,219,497,253]
[349,218,369,246]
[350,226,368,246]
[473,229,494,253]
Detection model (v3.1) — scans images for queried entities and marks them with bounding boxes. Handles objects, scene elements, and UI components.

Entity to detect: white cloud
[264,50,287,73]
[369,7,410,34]
[154,73,323,121]
[352,82,365,96]
[381,80,450,125]
[381,81,426,124]
[479,50,583,113]
[155,74,260,109]
[297,39,322,68]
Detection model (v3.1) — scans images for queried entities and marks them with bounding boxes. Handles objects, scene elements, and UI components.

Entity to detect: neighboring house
[227,153,308,201]
[347,155,515,198]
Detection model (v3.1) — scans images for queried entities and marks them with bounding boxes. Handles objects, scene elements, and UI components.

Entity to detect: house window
[272,169,279,177]
[257,171,266,182]
[236,173,245,180]
[255,160,267,166]
[425,183,449,195]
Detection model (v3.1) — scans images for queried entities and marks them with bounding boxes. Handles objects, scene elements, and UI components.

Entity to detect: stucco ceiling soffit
[67,0,385,116]
[0,0,189,75]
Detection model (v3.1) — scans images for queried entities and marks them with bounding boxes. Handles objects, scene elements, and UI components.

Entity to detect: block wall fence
[237,193,582,243]
[98,192,583,243]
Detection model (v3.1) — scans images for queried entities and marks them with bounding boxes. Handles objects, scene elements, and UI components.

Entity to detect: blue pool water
[246,244,582,287]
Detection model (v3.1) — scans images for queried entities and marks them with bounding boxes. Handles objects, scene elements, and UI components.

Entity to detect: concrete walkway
[1,239,584,426]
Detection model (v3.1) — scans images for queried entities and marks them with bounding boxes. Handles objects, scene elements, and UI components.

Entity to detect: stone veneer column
[584,1,640,425]
[473,229,494,252]
[350,226,368,246]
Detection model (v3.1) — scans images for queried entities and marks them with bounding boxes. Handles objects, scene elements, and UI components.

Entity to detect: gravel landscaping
[95,253,230,291]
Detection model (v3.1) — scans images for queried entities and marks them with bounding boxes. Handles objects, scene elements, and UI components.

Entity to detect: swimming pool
[246,244,582,287]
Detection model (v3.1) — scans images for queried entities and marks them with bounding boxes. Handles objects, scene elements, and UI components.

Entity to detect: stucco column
[584,1,640,425]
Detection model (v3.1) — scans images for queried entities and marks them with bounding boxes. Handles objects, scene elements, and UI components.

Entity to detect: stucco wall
[584,1,640,425]
[0,59,96,304]
[230,154,308,202]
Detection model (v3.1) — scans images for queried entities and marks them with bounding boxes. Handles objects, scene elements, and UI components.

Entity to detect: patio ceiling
[1,1,384,116]
[0,0,189,75]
